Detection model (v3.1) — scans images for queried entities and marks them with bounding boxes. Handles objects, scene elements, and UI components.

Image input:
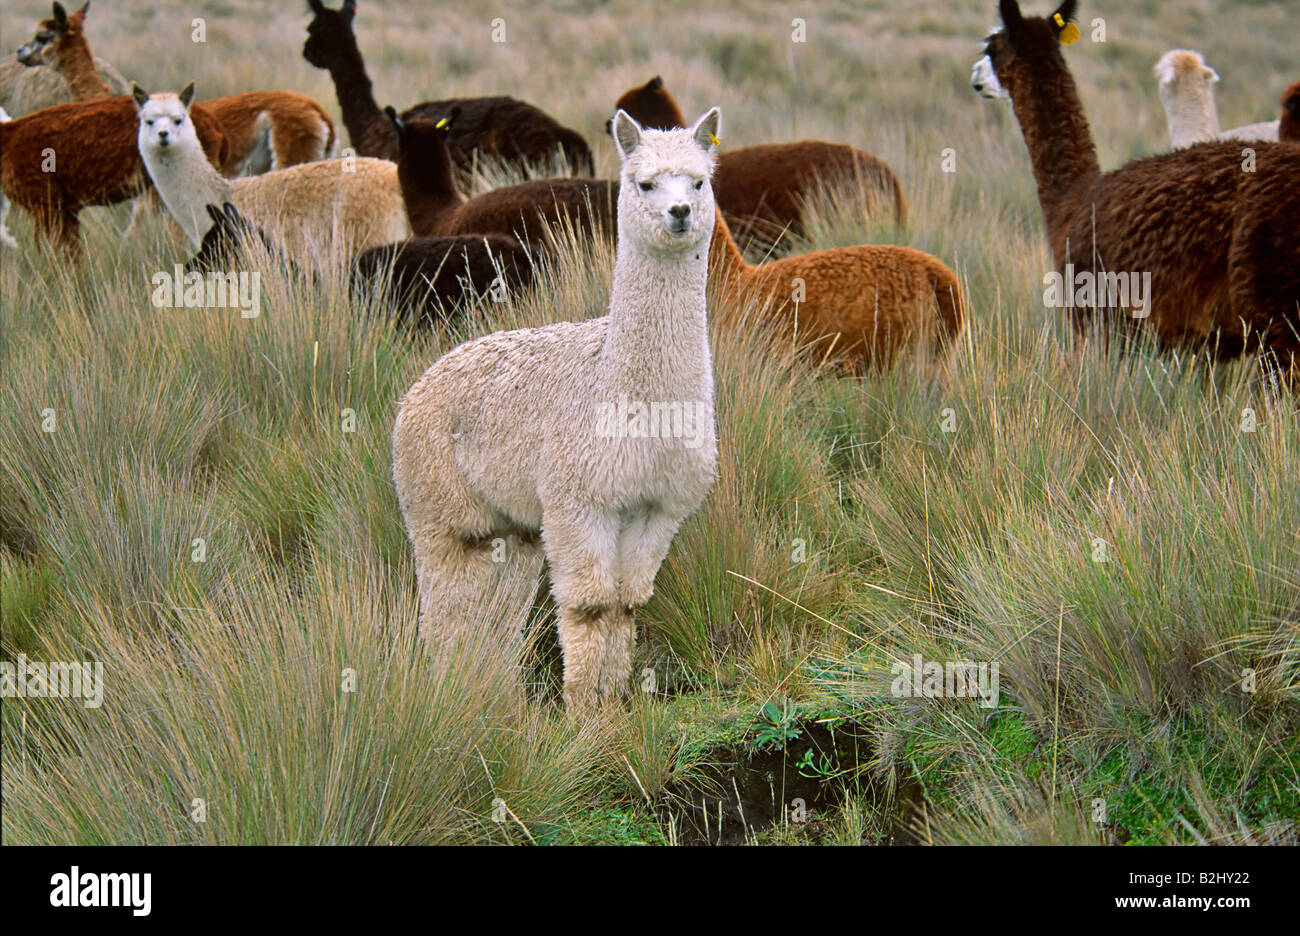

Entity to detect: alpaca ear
[131,82,149,110]
[179,81,196,108]
[647,76,664,91]
[77,1,90,16]
[206,204,225,225]
[998,0,1024,32]
[307,0,325,13]
[611,109,642,159]
[342,0,356,21]
[1205,66,1220,83]
[52,2,68,30]
[1052,0,1078,24]
[691,107,721,154]
[384,105,404,139]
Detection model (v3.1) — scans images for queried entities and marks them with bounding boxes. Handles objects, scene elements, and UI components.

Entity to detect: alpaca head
[187,203,253,273]
[17,1,90,67]
[610,107,720,255]
[388,105,458,185]
[1153,50,1219,111]
[606,76,688,135]
[971,0,1078,102]
[133,82,200,160]
[1281,82,1300,143]
[303,0,358,69]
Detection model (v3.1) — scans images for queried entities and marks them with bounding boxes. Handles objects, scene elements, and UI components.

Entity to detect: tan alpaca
[392,109,722,716]
[134,84,406,263]
[1154,50,1279,148]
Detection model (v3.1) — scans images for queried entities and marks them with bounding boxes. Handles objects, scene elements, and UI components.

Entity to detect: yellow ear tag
[708,133,721,147]
[1054,13,1080,45]
[435,118,449,130]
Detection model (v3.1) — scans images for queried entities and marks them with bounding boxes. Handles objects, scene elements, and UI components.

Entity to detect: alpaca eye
[693,180,703,190]
[145,119,153,126]
[639,181,654,192]
[173,118,182,126]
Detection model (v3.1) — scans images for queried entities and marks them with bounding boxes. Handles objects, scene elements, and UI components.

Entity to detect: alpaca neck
[398,145,462,234]
[54,37,111,101]
[1006,56,1101,215]
[144,139,233,248]
[323,40,385,152]
[601,236,713,397]
[1162,83,1220,147]
[707,208,747,300]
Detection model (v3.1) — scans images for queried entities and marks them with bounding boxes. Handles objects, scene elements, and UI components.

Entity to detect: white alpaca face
[1153,50,1219,98]
[611,108,720,252]
[136,92,199,158]
[971,55,1007,99]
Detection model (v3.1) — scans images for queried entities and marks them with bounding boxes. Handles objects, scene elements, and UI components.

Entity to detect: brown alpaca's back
[613,77,906,246]
[708,210,963,369]
[440,179,617,247]
[0,96,228,252]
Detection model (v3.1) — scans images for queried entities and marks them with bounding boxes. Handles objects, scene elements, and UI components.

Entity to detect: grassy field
[1,0,1296,845]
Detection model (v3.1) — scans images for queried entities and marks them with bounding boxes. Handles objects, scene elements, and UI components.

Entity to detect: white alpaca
[133,83,407,261]
[392,108,722,715]
[0,106,14,250]
[1154,50,1279,148]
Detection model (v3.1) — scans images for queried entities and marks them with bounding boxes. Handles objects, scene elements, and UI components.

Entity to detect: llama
[22,2,335,177]
[354,233,536,328]
[611,76,906,247]
[1281,82,1300,143]
[973,1,1300,374]
[389,107,616,246]
[1153,50,1279,148]
[0,3,127,116]
[185,203,286,274]
[133,84,407,261]
[302,0,592,175]
[392,108,722,715]
[709,207,964,368]
[0,94,228,254]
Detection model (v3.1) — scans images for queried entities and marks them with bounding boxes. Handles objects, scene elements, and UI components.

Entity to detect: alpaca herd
[1,0,1297,715]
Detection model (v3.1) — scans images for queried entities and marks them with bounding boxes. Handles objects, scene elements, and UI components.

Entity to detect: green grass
[1,0,1297,845]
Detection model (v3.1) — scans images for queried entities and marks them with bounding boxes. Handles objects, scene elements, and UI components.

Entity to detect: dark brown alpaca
[979,0,1300,374]
[303,0,592,175]
[354,233,537,329]
[388,108,615,247]
[612,76,906,248]
[0,95,228,254]
[1281,82,1300,143]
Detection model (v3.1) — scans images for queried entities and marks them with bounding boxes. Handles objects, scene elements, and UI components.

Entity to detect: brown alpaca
[16,2,108,100]
[389,108,614,247]
[303,0,592,175]
[709,208,962,368]
[977,0,1300,374]
[612,76,906,247]
[1281,82,1300,143]
[21,2,334,177]
[0,95,228,254]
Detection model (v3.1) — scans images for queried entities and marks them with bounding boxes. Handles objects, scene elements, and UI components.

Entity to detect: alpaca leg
[597,605,636,702]
[616,508,684,609]
[556,605,622,715]
[542,504,622,714]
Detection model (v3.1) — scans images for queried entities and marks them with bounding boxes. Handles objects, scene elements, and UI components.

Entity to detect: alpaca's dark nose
[669,204,690,220]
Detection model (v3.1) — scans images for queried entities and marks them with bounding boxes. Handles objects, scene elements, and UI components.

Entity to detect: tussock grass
[2,0,1297,844]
